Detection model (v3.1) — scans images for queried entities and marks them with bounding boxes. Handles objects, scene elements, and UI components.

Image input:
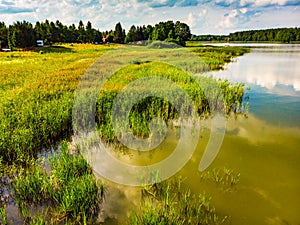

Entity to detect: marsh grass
[12,142,104,224]
[0,44,248,165]
[0,204,8,225]
[0,44,113,165]
[190,45,250,70]
[94,61,248,143]
[128,178,228,225]
[200,167,240,189]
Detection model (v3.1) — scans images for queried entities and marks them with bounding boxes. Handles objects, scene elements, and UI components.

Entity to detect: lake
[100,44,300,225]
[194,43,300,225]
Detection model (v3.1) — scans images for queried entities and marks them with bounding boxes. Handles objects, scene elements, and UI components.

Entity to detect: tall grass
[0,44,248,165]
[0,204,8,225]
[191,45,250,70]
[12,142,104,224]
[128,179,228,225]
[94,61,247,143]
[0,44,112,165]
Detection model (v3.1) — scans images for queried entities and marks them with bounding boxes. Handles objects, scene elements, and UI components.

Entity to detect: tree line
[191,28,300,43]
[229,28,300,42]
[0,20,191,49]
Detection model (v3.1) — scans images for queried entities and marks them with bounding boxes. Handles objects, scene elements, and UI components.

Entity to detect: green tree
[8,21,35,48]
[78,20,86,43]
[152,23,167,41]
[0,22,8,48]
[136,26,144,41]
[66,24,78,43]
[113,22,124,43]
[41,20,51,45]
[125,25,138,43]
[7,27,16,49]
[34,21,43,40]
[86,21,95,43]
[165,20,175,37]
[152,26,160,41]
[94,29,103,43]
[55,20,65,42]
[174,21,191,46]
[144,25,153,40]
[50,21,59,43]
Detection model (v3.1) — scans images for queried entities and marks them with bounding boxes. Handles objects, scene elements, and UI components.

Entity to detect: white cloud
[198,9,207,17]
[215,0,235,5]
[217,9,238,29]
[240,0,288,7]
[0,0,299,34]
[239,7,247,13]
[186,12,196,27]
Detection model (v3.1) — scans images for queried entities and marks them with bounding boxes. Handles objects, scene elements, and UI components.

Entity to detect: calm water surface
[194,43,300,225]
[84,44,300,225]
[108,44,300,225]
[99,44,300,225]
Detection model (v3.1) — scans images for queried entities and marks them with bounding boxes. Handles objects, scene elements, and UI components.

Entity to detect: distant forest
[191,28,300,43]
[1,20,299,50]
[0,20,191,49]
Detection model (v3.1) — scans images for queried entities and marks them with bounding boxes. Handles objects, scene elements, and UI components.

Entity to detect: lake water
[100,44,300,225]
[194,43,300,225]
[204,43,300,128]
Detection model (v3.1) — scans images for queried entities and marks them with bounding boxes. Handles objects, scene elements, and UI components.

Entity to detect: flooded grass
[200,167,240,187]
[12,142,104,224]
[93,62,247,143]
[128,178,229,225]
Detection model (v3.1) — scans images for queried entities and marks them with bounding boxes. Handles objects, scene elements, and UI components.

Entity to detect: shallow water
[98,44,300,224]
[194,44,300,224]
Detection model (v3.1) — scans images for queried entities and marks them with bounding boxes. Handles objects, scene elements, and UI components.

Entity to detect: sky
[0,0,299,35]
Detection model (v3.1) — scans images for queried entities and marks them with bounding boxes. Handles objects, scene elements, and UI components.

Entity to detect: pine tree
[78,20,86,43]
[125,25,137,43]
[113,22,124,43]
[0,22,8,48]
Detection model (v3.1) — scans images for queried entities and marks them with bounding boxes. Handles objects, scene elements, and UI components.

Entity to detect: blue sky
[0,0,299,34]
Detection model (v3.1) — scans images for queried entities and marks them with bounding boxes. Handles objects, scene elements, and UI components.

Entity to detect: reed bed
[128,178,229,225]
[94,61,247,143]
[0,43,248,165]
[12,142,104,224]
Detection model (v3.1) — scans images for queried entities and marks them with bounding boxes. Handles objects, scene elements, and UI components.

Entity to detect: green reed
[94,62,248,143]
[190,45,250,70]
[12,142,104,224]
[0,204,8,225]
[128,178,228,225]
[200,167,241,187]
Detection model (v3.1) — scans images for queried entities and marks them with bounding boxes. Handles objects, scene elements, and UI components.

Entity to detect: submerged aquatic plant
[200,167,240,187]
[128,179,228,225]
